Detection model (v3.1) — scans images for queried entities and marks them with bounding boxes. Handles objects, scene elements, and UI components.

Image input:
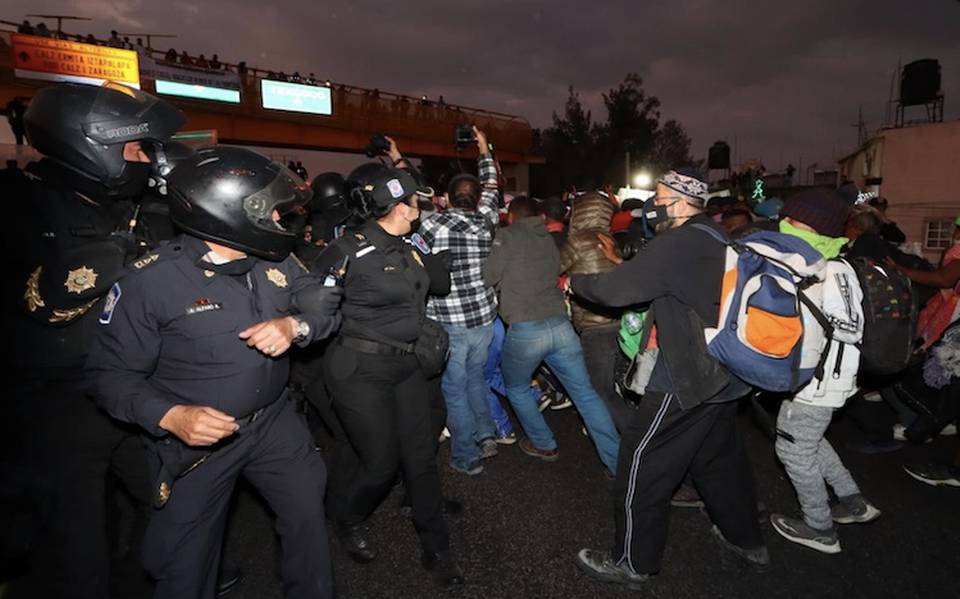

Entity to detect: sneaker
[574,548,649,590]
[831,494,881,524]
[438,427,451,443]
[480,438,499,459]
[449,461,483,476]
[537,392,552,413]
[549,393,573,410]
[709,525,770,571]
[770,514,841,554]
[518,437,560,462]
[903,463,960,488]
[670,483,704,508]
[495,431,517,445]
[940,423,957,436]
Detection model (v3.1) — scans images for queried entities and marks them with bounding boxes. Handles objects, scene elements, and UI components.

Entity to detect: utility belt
[337,334,414,357]
[150,393,287,509]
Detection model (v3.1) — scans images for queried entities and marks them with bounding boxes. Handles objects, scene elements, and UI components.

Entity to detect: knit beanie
[779,188,850,238]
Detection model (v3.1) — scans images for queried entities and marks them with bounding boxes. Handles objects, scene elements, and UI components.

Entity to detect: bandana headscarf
[659,169,708,206]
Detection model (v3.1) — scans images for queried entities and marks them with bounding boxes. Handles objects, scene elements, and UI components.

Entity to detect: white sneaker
[940,423,957,436]
[892,423,907,441]
[438,427,451,443]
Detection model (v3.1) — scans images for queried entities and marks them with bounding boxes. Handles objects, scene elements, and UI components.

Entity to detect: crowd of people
[2,79,958,599]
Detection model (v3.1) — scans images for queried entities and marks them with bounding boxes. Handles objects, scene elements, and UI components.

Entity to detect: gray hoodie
[482,216,567,324]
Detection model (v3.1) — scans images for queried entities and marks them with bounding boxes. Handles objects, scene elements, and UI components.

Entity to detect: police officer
[313,167,463,586]
[5,82,183,599]
[86,147,342,599]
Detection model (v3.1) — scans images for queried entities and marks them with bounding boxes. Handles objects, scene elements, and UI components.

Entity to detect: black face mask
[106,162,153,199]
[640,197,669,238]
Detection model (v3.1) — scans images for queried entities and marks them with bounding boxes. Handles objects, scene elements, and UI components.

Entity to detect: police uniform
[6,159,157,599]
[87,234,339,599]
[314,218,450,556]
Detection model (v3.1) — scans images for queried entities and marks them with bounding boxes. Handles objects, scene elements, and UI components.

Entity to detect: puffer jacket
[560,192,620,331]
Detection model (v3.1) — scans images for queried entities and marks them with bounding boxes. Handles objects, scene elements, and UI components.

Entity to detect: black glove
[293,284,344,318]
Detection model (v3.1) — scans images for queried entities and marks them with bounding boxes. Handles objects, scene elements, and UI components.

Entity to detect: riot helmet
[24,82,185,195]
[167,146,312,261]
[310,171,351,225]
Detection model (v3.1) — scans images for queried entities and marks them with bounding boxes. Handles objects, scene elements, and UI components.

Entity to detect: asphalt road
[207,398,959,599]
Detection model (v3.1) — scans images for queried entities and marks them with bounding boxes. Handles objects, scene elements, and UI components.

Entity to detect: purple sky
[5,0,959,171]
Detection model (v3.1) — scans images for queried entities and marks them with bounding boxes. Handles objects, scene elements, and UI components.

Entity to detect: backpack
[692,224,832,392]
[847,256,917,375]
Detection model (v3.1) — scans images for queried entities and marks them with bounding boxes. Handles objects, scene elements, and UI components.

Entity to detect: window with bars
[924,220,955,250]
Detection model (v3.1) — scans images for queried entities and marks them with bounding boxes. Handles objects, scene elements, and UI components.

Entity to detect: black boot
[335,522,376,563]
[422,551,464,586]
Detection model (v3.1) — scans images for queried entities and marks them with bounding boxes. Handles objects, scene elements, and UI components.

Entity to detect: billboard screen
[12,33,140,88]
[154,79,241,103]
[260,80,332,115]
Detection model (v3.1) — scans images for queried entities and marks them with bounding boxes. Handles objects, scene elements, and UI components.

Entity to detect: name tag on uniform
[355,246,376,258]
[185,299,223,315]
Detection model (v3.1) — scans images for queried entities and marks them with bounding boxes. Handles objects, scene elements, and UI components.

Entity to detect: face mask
[640,196,670,237]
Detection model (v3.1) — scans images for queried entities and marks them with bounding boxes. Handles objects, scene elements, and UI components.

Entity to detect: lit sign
[752,179,766,202]
[12,33,140,88]
[260,80,332,115]
[155,80,240,104]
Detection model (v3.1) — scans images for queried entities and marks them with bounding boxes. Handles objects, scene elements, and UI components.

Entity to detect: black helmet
[24,82,185,191]
[168,146,312,261]
[310,171,351,224]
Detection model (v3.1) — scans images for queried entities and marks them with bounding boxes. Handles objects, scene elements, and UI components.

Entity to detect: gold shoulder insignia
[25,267,45,312]
[49,298,98,323]
[65,266,98,295]
[354,232,366,241]
[266,268,288,288]
[411,250,424,268]
[133,254,159,269]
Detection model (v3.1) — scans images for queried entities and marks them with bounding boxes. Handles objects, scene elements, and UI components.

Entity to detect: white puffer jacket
[794,259,864,408]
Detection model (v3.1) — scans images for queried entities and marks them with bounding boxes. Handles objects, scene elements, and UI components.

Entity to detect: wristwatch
[292,317,310,344]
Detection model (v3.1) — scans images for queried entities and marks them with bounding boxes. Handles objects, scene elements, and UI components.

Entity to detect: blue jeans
[442,322,495,470]
[501,316,620,473]
[484,318,542,438]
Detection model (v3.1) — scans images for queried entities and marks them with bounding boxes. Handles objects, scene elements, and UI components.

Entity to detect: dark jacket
[560,192,620,331]
[483,217,567,325]
[571,214,749,409]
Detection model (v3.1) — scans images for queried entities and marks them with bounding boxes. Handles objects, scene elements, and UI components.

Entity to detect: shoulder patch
[408,232,431,255]
[99,282,122,325]
[353,232,367,241]
[133,254,160,270]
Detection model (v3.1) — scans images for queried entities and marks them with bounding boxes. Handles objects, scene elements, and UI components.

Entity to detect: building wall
[840,120,960,262]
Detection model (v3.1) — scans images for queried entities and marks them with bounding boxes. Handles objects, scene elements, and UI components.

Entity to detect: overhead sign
[139,56,241,92]
[260,80,332,115]
[155,80,240,104]
[12,33,140,88]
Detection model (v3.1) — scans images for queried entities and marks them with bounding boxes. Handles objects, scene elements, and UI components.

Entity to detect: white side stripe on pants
[616,393,673,574]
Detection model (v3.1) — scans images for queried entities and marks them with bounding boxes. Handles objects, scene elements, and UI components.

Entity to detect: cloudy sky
[6,0,960,170]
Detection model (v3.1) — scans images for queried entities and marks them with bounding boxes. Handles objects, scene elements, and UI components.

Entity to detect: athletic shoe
[831,494,881,524]
[940,423,957,436]
[709,525,770,571]
[893,423,932,443]
[574,548,649,590]
[480,438,499,459]
[438,427,451,443]
[537,393,552,413]
[549,393,573,410]
[495,431,517,445]
[903,463,960,488]
[518,437,559,462]
[770,514,841,554]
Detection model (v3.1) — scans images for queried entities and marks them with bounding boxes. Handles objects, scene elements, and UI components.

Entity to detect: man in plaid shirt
[417,126,501,475]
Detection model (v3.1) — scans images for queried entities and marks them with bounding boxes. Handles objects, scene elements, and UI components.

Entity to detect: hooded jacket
[560,192,621,331]
[483,216,567,325]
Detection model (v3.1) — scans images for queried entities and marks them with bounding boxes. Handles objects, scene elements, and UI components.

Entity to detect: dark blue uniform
[87,234,338,599]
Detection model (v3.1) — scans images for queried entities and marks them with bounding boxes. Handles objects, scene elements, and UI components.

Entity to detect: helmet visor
[83,82,184,145]
[242,161,312,238]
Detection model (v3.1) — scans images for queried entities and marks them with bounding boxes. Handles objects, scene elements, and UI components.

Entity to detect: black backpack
[848,256,917,375]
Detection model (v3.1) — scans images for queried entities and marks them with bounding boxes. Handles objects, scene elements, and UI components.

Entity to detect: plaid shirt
[419,154,500,328]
